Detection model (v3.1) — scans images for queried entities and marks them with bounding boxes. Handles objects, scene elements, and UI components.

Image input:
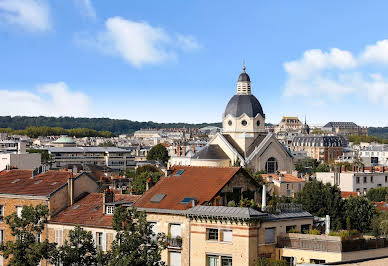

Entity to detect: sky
[0,1,388,126]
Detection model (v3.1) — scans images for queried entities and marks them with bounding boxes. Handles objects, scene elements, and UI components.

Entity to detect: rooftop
[262,173,304,183]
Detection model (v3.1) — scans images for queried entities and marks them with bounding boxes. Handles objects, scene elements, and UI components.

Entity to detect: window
[0,230,3,244]
[169,251,181,266]
[221,256,233,266]
[241,120,247,126]
[386,176,388,183]
[301,224,310,233]
[221,229,232,242]
[232,187,242,202]
[256,120,261,126]
[378,184,382,187]
[363,176,367,183]
[208,255,219,266]
[371,176,374,183]
[228,120,232,126]
[170,224,182,238]
[106,206,115,215]
[35,233,41,243]
[207,228,218,241]
[265,227,275,244]
[356,176,360,184]
[55,229,63,246]
[265,157,278,174]
[286,225,296,233]
[96,232,106,251]
[0,205,3,222]
[16,206,23,218]
[310,259,325,264]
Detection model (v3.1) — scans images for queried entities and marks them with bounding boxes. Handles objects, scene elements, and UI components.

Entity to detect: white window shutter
[102,232,107,252]
[92,232,96,247]
[222,230,232,242]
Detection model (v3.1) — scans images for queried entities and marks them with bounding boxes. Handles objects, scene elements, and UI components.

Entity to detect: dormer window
[106,206,115,215]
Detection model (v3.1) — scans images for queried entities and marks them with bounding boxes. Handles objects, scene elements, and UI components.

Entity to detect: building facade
[322,122,368,137]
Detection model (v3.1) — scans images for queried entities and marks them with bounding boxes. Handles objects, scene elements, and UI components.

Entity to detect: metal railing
[167,237,182,248]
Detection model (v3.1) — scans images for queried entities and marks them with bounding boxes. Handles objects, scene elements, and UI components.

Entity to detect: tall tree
[344,196,376,233]
[146,144,169,165]
[366,187,388,202]
[0,205,57,266]
[106,206,167,266]
[54,225,98,266]
[372,211,388,237]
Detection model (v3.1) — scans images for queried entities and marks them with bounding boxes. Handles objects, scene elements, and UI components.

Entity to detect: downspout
[188,218,191,266]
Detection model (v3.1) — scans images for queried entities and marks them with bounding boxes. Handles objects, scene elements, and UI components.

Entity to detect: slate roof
[262,211,313,221]
[186,205,267,219]
[224,94,265,118]
[323,122,359,128]
[50,193,141,228]
[134,166,242,210]
[191,144,229,160]
[0,170,73,197]
[292,135,347,147]
[48,147,129,153]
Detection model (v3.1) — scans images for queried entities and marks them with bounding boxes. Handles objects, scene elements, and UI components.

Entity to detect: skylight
[50,182,57,186]
[180,197,197,204]
[150,193,166,203]
[175,169,185,176]
[34,180,43,185]
[73,205,81,210]
[12,179,20,184]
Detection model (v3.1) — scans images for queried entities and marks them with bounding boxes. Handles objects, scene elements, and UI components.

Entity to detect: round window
[241,120,247,126]
[256,120,261,126]
[228,120,232,126]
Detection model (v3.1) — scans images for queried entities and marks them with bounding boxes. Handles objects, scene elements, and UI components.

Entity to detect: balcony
[167,237,182,248]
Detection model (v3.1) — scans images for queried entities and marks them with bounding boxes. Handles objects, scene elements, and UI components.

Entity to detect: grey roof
[186,205,267,220]
[292,135,347,147]
[323,122,360,128]
[263,211,313,221]
[238,72,250,82]
[222,134,245,157]
[192,144,229,160]
[47,147,129,153]
[224,94,265,118]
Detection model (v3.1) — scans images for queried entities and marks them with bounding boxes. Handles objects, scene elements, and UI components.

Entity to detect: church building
[188,66,294,173]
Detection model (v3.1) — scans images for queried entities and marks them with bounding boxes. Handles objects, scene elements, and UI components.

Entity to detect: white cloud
[361,40,388,64]
[283,40,388,108]
[74,0,96,19]
[78,17,200,67]
[0,82,91,117]
[0,0,51,32]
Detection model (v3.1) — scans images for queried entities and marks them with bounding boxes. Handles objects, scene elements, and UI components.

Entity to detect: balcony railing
[167,237,182,248]
[277,233,388,253]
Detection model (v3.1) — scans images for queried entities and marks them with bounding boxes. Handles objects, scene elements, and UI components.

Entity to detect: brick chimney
[103,188,114,214]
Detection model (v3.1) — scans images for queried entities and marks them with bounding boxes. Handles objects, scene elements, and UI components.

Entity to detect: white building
[0,142,41,171]
[316,171,388,194]
[358,144,388,167]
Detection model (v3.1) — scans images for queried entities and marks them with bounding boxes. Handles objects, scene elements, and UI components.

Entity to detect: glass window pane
[221,256,232,266]
[222,230,232,242]
[208,256,219,266]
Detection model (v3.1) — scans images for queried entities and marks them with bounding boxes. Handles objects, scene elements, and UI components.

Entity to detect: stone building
[322,122,368,137]
[181,66,294,173]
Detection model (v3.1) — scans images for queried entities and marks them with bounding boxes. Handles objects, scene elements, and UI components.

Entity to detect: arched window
[265,157,278,173]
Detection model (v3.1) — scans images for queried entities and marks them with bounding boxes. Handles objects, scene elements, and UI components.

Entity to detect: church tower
[222,66,266,154]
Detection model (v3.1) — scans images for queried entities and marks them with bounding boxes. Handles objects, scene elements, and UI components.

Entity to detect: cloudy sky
[0,0,388,126]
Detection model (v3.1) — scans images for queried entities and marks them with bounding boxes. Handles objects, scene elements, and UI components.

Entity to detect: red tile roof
[262,174,304,183]
[341,191,359,198]
[0,170,73,197]
[50,193,141,228]
[134,166,242,210]
[374,201,388,212]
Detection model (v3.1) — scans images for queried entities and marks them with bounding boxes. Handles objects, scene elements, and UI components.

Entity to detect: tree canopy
[146,144,169,165]
[344,196,376,233]
[366,187,388,202]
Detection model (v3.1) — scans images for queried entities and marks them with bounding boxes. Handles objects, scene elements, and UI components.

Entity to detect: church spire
[237,63,251,95]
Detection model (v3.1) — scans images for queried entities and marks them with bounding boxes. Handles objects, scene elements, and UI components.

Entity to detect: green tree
[295,158,320,174]
[256,257,287,266]
[366,187,388,202]
[146,144,169,165]
[294,180,344,229]
[0,205,57,266]
[372,211,388,237]
[106,206,167,266]
[132,171,162,194]
[344,196,376,233]
[98,141,115,147]
[54,225,98,266]
[315,163,330,172]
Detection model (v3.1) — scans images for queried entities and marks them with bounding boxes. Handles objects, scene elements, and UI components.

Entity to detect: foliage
[0,116,222,135]
[311,128,327,135]
[0,205,57,266]
[54,225,98,266]
[288,228,301,233]
[106,206,167,266]
[372,211,388,237]
[136,164,161,175]
[227,200,236,207]
[348,134,388,144]
[0,126,114,138]
[239,198,256,208]
[27,149,52,163]
[328,229,361,240]
[98,141,115,147]
[294,179,344,230]
[245,168,265,186]
[146,144,169,165]
[256,257,287,266]
[315,163,330,172]
[132,171,162,195]
[344,196,376,233]
[308,229,321,235]
[368,127,388,140]
[233,158,241,167]
[366,187,388,202]
[294,158,320,174]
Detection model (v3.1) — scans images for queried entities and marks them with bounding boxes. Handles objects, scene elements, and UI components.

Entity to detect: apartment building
[316,170,388,194]
[359,144,388,167]
[291,135,347,163]
[47,147,133,170]
[0,169,98,265]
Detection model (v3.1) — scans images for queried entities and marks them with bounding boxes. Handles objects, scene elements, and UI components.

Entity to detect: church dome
[238,72,250,82]
[224,94,264,118]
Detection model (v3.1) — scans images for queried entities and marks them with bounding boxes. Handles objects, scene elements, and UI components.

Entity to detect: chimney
[68,176,75,206]
[182,146,186,156]
[103,188,114,214]
[72,165,78,174]
[261,184,266,212]
[146,177,151,191]
[191,199,196,207]
[325,215,330,235]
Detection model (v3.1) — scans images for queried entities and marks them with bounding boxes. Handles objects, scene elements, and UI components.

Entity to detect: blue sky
[1,1,388,126]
